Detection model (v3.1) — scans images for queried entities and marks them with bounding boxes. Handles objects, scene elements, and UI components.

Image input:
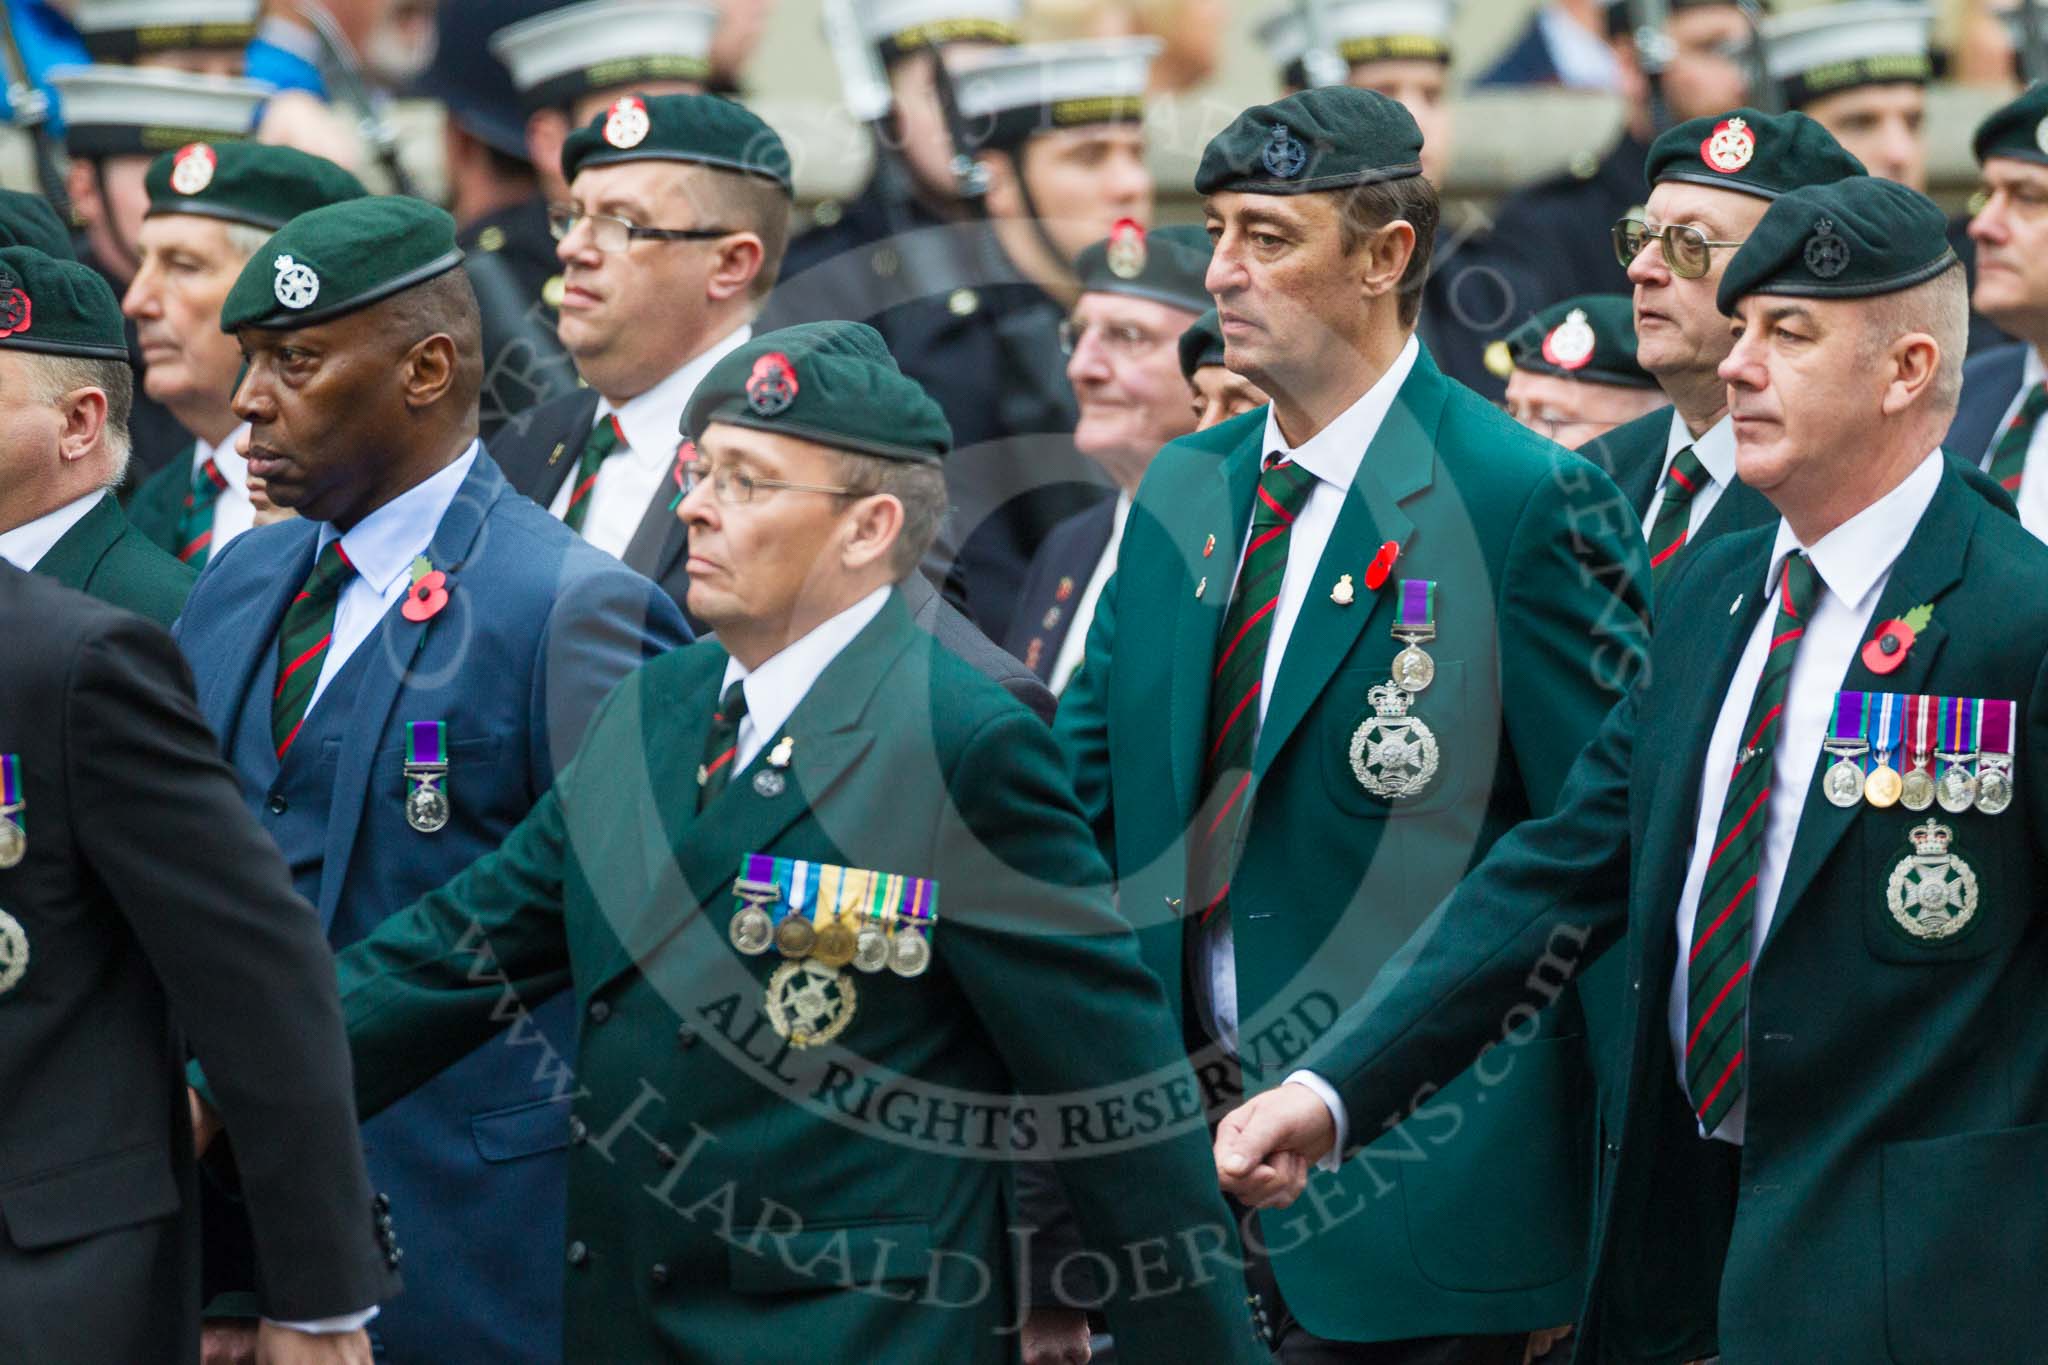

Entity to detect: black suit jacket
[1002,495,1118,687]
[0,566,396,1362]
[1580,405,1780,561]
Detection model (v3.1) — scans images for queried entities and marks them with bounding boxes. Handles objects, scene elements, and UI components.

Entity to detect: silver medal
[406,783,450,834]
[1975,758,2014,816]
[1936,756,1977,814]
[0,817,21,870]
[888,929,932,977]
[1390,644,1435,694]
[853,923,890,973]
[1900,766,1936,812]
[1886,820,1980,941]
[1822,757,1865,808]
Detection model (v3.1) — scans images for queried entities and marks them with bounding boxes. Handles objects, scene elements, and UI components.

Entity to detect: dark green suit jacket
[124,445,194,559]
[328,591,1269,1365]
[1302,457,2048,1363]
[1055,344,1652,1340]
[1579,407,1778,568]
[34,493,194,628]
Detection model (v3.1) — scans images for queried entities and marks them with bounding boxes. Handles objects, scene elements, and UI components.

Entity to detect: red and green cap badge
[0,245,128,359]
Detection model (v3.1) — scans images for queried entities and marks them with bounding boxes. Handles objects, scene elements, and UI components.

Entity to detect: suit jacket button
[649,1263,671,1287]
[587,1000,612,1024]
[566,1240,589,1266]
[568,1116,588,1144]
[372,1193,391,1215]
[676,1024,697,1049]
[268,793,288,815]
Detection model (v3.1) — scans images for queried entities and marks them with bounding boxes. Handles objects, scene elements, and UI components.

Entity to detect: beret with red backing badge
[682,321,951,464]
[559,90,792,192]
[1644,106,1868,201]
[0,245,129,360]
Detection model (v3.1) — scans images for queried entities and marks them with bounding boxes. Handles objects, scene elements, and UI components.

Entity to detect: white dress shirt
[1048,493,1131,696]
[0,490,103,569]
[547,324,751,560]
[1989,346,2048,543]
[1668,450,1942,1143]
[1641,410,1737,543]
[196,423,256,557]
[1197,335,1421,1067]
[304,443,479,714]
[720,587,891,770]
[1537,2,1624,90]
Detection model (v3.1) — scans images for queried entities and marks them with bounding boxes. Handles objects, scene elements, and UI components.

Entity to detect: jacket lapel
[1167,429,1262,813]
[33,494,123,594]
[203,525,318,740]
[620,472,687,583]
[317,455,508,926]
[1252,354,1440,774]
[1761,469,1974,954]
[515,389,600,508]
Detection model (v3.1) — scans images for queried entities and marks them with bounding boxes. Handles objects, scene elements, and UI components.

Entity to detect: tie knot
[1252,454,1316,528]
[192,456,227,495]
[1664,445,1709,502]
[308,538,356,589]
[717,679,748,724]
[1778,550,1820,620]
[587,414,626,460]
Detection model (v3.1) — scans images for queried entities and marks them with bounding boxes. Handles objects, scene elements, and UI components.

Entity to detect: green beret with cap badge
[1075,223,1213,314]
[1195,86,1423,196]
[1505,294,1655,389]
[1716,176,1956,315]
[220,197,465,332]
[147,141,367,231]
[0,245,130,359]
[1178,308,1226,381]
[560,91,792,192]
[682,321,951,464]
[1644,107,1867,201]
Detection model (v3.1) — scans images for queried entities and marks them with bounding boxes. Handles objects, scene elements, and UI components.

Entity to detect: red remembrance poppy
[1364,539,1401,592]
[402,570,449,622]
[1861,619,1915,675]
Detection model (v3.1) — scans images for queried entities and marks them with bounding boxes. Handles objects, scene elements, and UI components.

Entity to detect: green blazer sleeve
[1051,557,1118,862]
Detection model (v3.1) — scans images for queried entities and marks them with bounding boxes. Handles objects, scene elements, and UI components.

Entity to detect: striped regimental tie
[1987,381,2048,495]
[175,456,230,565]
[564,415,625,534]
[1188,455,1318,928]
[1645,445,1709,591]
[1685,550,1820,1135]
[697,680,748,810]
[270,539,356,759]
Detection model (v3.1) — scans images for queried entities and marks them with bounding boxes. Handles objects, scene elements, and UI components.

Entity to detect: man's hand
[255,1323,372,1365]
[1020,1306,1092,1365]
[189,1087,223,1157]
[1214,1083,1337,1209]
[201,1320,259,1365]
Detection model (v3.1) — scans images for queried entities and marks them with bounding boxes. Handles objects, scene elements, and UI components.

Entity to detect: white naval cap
[1762,1,1934,107]
[72,0,258,61]
[1257,0,1457,82]
[489,0,720,113]
[852,0,1021,59]
[952,37,1160,148]
[49,64,271,159]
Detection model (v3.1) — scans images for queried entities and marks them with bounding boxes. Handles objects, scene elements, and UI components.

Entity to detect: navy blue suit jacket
[176,449,690,1363]
[1946,342,2028,471]
[1001,495,1118,686]
[1474,15,1563,87]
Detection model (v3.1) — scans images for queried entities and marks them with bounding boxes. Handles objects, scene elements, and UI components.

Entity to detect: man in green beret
[176,194,691,1365]
[1947,81,2048,541]
[1501,294,1665,449]
[259,319,1274,1364]
[0,189,77,259]
[1057,84,1651,1363]
[0,245,194,627]
[1004,224,1211,695]
[1182,308,1269,431]
[1593,108,1864,597]
[1219,172,2048,1365]
[121,141,366,566]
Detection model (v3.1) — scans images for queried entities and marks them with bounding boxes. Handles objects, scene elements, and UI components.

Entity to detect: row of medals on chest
[1819,728,2012,816]
[729,866,931,1049]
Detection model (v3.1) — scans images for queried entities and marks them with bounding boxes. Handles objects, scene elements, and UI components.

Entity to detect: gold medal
[773,914,816,958]
[889,929,932,977]
[765,959,857,1048]
[813,919,857,968]
[1865,765,1903,809]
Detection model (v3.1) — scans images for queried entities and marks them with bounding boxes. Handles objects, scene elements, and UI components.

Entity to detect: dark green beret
[1178,308,1226,381]
[0,245,129,359]
[1076,223,1212,314]
[1716,176,1956,315]
[683,321,951,464]
[1644,107,1866,201]
[1505,294,1655,389]
[147,142,367,231]
[0,190,76,260]
[1195,86,1422,196]
[220,197,465,332]
[560,92,792,192]
[1972,82,2048,169]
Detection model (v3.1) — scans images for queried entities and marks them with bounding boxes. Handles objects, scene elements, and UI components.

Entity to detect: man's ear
[841,491,906,575]
[1356,218,1416,308]
[403,334,459,409]
[1880,331,1941,418]
[55,386,109,465]
[704,233,767,304]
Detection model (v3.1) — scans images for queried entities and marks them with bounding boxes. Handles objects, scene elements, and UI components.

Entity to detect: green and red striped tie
[1685,550,1819,1135]
[697,680,748,810]
[1189,455,1317,924]
[564,416,624,534]
[175,456,229,565]
[271,540,356,759]
[1987,382,2047,495]
[1645,445,1708,590]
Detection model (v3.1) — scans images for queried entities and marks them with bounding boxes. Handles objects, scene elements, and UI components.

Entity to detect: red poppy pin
[402,555,450,623]
[1861,602,1932,675]
[746,352,798,417]
[1364,539,1401,592]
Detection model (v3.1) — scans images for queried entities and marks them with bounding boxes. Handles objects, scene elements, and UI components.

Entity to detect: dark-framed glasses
[1611,216,1745,280]
[547,206,737,253]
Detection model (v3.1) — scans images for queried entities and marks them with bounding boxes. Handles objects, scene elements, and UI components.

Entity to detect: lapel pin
[1195,576,1207,600]
[753,769,787,798]
[1202,534,1216,559]
[547,441,566,467]
[768,736,794,768]
[1729,593,1744,617]
[1331,574,1355,606]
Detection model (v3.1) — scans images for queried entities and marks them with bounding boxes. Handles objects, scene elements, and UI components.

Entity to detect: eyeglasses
[1611,217,1746,280]
[1058,318,1170,358]
[547,206,736,254]
[679,459,863,506]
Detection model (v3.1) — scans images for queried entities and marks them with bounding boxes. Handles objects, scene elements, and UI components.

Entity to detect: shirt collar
[2025,346,2045,391]
[599,323,752,467]
[1667,409,1738,491]
[195,424,252,488]
[0,490,104,570]
[1258,334,1420,490]
[719,585,892,745]
[1766,449,1944,612]
[317,442,480,595]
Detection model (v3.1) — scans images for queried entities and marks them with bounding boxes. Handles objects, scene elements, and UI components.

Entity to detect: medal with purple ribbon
[1936,696,1978,814]
[1389,578,1437,693]
[889,875,938,978]
[1976,699,2016,815]
[728,852,781,955]
[1822,691,1870,807]
[0,753,23,868]
[403,720,451,833]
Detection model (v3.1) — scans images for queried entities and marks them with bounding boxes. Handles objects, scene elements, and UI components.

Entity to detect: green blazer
[1303,457,2048,1363]
[124,444,194,558]
[35,494,194,629]
[1579,406,1778,567]
[328,591,1269,1365]
[1055,344,1652,1340]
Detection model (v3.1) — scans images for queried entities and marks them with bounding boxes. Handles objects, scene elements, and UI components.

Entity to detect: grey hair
[1861,261,1968,420]
[224,221,274,262]
[22,353,133,485]
[835,450,948,577]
